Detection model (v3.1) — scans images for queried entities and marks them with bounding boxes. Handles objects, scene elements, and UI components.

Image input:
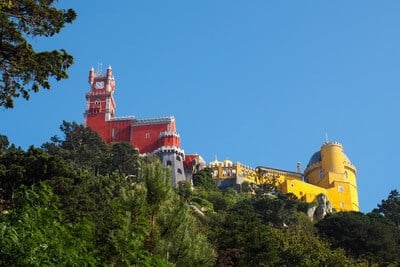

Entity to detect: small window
[166,160,172,166]
[176,156,181,161]
[145,133,150,139]
[177,168,182,174]
[338,186,344,193]
[340,201,345,207]
[112,128,116,139]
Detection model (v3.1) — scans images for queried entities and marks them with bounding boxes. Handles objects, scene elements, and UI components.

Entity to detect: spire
[88,67,95,85]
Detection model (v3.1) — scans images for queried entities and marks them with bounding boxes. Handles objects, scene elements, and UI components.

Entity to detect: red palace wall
[107,120,133,143]
[131,123,170,153]
[86,115,108,141]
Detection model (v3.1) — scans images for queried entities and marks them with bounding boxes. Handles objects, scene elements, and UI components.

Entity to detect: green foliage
[110,142,140,177]
[177,180,193,201]
[140,162,216,266]
[0,131,215,266]
[43,121,110,175]
[0,0,76,108]
[5,130,400,266]
[43,121,141,177]
[208,195,353,266]
[316,211,400,265]
[373,189,400,227]
[192,168,217,191]
[0,145,78,209]
[0,183,96,266]
[0,134,9,151]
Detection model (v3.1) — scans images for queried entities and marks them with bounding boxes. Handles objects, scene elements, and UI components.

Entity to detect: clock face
[94,81,104,89]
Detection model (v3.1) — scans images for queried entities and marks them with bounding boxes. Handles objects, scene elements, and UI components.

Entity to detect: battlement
[321,141,342,149]
[85,91,112,97]
[159,131,180,138]
[134,116,174,125]
[257,166,303,179]
[153,146,185,156]
[113,116,136,121]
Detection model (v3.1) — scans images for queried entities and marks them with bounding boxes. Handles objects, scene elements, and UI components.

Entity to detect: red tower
[84,66,185,185]
[85,66,116,140]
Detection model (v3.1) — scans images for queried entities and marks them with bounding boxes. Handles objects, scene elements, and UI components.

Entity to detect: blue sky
[2,1,400,212]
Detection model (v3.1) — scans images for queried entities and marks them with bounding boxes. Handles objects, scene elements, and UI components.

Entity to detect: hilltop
[0,123,399,266]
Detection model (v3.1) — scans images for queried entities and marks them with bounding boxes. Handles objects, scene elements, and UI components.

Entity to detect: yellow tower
[304,142,359,211]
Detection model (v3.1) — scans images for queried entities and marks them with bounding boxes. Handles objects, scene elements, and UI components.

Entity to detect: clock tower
[84,65,188,186]
[84,66,116,139]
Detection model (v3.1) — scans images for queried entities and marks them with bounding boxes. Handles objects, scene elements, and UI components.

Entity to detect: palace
[84,66,187,185]
[208,142,359,212]
[84,66,359,212]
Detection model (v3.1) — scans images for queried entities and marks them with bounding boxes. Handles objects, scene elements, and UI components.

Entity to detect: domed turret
[304,141,359,212]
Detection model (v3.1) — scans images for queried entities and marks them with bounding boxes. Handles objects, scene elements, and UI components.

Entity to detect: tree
[373,189,400,227]
[42,121,109,175]
[0,0,76,108]
[212,199,282,266]
[109,142,140,177]
[192,168,217,191]
[0,145,77,210]
[0,134,9,151]
[253,193,301,228]
[0,183,96,266]
[316,211,400,265]
[140,162,216,266]
[209,196,353,266]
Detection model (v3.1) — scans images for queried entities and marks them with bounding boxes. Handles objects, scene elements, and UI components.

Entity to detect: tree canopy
[0,0,76,108]
[2,125,400,265]
[373,189,400,227]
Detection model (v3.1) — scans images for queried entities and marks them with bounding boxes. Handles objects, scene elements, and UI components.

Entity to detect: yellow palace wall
[207,141,359,212]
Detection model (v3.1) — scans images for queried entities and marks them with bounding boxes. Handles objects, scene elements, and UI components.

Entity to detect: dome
[307,151,321,166]
[307,145,352,167]
[210,156,222,166]
[223,159,233,166]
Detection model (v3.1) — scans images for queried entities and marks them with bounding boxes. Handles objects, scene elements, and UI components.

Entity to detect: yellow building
[303,141,359,211]
[208,141,359,212]
[208,158,257,189]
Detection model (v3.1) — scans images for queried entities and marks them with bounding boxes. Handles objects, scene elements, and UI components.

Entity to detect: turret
[105,66,115,92]
[304,141,359,211]
[89,67,95,85]
[321,142,345,174]
[106,65,113,79]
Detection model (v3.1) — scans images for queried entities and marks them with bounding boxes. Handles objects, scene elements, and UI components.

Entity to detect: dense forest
[0,121,399,266]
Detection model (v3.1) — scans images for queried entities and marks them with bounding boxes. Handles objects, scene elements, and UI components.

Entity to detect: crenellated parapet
[154,146,185,157]
[113,115,136,121]
[159,131,180,138]
[158,131,180,148]
[135,116,174,125]
[207,160,257,184]
[321,141,342,148]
